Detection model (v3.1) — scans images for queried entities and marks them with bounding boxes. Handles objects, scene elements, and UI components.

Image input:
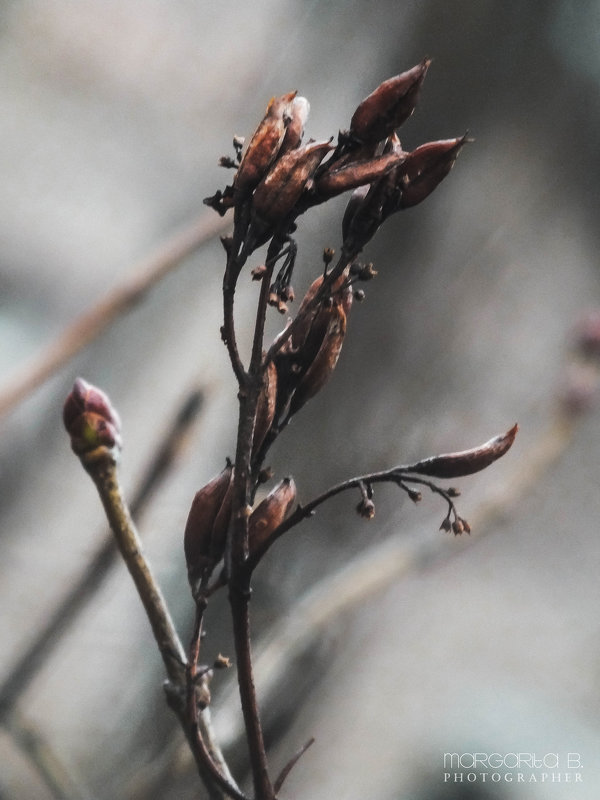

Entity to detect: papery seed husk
[407,424,518,479]
[184,462,233,579]
[248,477,297,553]
[233,91,297,196]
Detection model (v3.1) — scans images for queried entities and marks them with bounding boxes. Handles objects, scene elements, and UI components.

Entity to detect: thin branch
[0,211,229,418]
[85,456,187,686]
[214,414,577,757]
[274,737,315,794]
[186,599,248,800]
[0,386,205,721]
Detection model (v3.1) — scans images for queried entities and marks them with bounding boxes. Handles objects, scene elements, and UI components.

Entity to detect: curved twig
[0,211,229,418]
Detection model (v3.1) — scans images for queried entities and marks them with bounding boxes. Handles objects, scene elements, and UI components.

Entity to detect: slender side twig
[0,386,204,722]
[213,414,575,755]
[273,737,315,794]
[0,211,229,418]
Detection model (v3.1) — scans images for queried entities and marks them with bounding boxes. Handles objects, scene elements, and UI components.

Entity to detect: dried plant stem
[229,581,274,800]
[0,212,228,418]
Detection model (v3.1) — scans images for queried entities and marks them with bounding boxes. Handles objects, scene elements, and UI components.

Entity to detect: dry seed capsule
[251,139,333,226]
[396,135,468,209]
[316,148,405,199]
[248,477,297,554]
[288,297,349,416]
[184,462,233,583]
[233,91,297,196]
[350,59,430,143]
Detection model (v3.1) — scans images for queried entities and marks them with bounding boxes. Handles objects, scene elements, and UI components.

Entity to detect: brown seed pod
[396,135,468,209]
[316,148,406,200]
[252,360,278,456]
[248,477,297,555]
[406,424,519,479]
[233,91,297,196]
[289,299,348,416]
[184,462,233,583]
[251,139,333,226]
[350,59,430,143]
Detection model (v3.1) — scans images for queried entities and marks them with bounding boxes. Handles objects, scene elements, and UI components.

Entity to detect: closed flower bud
[184,462,233,584]
[63,378,122,460]
[397,135,468,209]
[350,59,430,143]
[315,148,406,200]
[251,139,333,226]
[279,96,310,154]
[233,91,297,196]
[248,477,297,554]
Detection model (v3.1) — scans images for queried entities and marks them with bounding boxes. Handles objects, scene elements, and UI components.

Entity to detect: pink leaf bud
[63,378,122,459]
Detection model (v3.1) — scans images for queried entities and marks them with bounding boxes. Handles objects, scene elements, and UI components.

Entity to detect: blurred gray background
[2,1,600,798]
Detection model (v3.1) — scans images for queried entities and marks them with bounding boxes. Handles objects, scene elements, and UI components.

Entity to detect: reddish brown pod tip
[63,378,122,460]
[233,90,297,196]
[350,59,431,144]
[406,424,519,479]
